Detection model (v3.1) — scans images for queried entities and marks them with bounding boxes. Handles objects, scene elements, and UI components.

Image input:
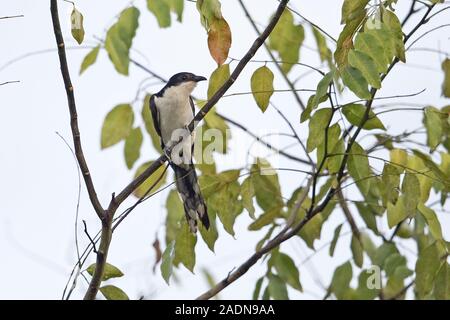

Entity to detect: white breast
[154,85,195,147]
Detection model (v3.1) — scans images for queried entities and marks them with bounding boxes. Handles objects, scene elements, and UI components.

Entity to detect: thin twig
[271,103,314,167]
[82,220,97,253]
[55,132,82,267]
[0,15,24,20]
[217,113,310,165]
[0,80,20,86]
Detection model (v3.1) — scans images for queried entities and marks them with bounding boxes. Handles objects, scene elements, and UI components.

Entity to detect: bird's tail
[171,163,209,233]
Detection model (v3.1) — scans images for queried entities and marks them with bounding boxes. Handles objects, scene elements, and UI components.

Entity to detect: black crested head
[166,72,207,87]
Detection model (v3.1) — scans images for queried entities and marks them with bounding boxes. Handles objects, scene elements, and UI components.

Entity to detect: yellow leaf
[250,66,274,112]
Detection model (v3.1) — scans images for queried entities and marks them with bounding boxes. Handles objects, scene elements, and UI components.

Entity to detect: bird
[149,72,210,233]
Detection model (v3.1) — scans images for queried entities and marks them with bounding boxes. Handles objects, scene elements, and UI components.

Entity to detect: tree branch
[337,189,361,241]
[50,1,104,219]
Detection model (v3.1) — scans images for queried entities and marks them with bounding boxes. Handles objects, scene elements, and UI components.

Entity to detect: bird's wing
[189,96,195,116]
[150,94,165,150]
[149,95,161,137]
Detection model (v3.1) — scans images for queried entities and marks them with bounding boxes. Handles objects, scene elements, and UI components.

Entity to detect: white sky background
[0,0,448,300]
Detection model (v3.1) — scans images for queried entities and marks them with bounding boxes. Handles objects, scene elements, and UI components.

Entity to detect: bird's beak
[194,75,207,82]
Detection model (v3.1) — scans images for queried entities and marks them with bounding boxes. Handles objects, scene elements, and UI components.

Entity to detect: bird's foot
[163,146,172,163]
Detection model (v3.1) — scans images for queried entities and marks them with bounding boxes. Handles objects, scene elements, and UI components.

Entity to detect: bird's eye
[182,75,188,80]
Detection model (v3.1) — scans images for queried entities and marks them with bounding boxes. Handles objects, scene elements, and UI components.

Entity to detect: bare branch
[50,0,104,219]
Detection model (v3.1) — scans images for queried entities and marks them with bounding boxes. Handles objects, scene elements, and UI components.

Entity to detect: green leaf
[168,0,184,22]
[199,210,218,252]
[418,203,443,240]
[165,190,184,244]
[424,106,443,151]
[251,159,283,211]
[390,148,407,171]
[241,177,255,219]
[306,108,332,153]
[402,172,420,216]
[253,277,264,300]
[383,275,405,300]
[434,263,450,299]
[142,94,163,153]
[133,161,167,198]
[268,274,289,300]
[381,163,400,207]
[201,105,230,155]
[368,28,396,65]
[355,269,379,299]
[374,242,398,268]
[341,0,369,24]
[101,104,134,149]
[273,252,302,291]
[312,71,334,109]
[207,17,232,66]
[387,196,407,228]
[341,66,371,99]
[262,285,270,300]
[147,0,171,28]
[124,127,143,169]
[354,32,389,73]
[86,262,124,281]
[312,27,332,64]
[105,7,140,75]
[330,261,353,300]
[415,242,442,299]
[196,0,222,28]
[248,207,281,231]
[411,150,450,192]
[71,7,85,45]
[348,142,371,195]
[355,203,379,235]
[297,210,324,249]
[160,241,175,284]
[80,45,100,75]
[442,58,450,97]
[383,10,405,62]
[342,103,385,130]
[384,253,406,277]
[328,137,345,174]
[174,221,197,272]
[329,223,343,257]
[348,50,381,88]
[203,170,243,236]
[99,285,129,300]
[301,94,327,123]
[269,10,304,73]
[207,64,230,99]
[250,66,274,112]
[335,14,365,68]
[351,235,364,268]
[200,169,240,198]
